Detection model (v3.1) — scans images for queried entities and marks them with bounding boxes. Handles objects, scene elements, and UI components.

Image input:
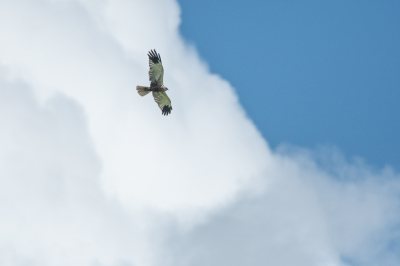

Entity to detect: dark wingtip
[148,49,162,64]
[161,105,172,116]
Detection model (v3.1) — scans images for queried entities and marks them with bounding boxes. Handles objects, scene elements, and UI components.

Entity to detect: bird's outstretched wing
[148,49,164,85]
[152,91,172,116]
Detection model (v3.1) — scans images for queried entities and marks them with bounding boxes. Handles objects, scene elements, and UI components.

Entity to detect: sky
[0,0,399,266]
[178,0,400,170]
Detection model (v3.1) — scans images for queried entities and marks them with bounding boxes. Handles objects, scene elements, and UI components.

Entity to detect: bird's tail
[136,86,151,96]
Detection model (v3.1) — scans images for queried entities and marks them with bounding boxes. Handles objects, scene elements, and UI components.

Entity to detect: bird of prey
[136,49,172,116]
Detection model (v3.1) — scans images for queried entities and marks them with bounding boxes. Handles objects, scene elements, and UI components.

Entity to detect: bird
[136,49,172,116]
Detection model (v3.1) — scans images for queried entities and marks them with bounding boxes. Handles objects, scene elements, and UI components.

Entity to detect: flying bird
[136,49,172,116]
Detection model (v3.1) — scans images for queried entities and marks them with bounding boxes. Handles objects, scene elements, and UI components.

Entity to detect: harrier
[136,49,172,116]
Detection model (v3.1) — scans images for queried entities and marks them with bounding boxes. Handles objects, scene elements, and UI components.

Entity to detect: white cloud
[0,0,399,266]
[0,77,147,266]
[162,147,400,266]
[0,0,270,213]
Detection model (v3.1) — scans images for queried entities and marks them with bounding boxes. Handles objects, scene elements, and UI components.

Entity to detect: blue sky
[178,0,400,170]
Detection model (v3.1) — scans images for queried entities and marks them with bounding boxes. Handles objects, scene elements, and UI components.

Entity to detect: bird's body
[136,49,172,116]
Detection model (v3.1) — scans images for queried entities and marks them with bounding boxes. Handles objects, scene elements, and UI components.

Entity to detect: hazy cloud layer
[0,0,399,266]
[165,148,400,266]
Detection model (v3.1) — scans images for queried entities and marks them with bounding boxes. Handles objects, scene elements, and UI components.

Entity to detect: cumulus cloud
[0,76,147,266]
[0,0,399,266]
[0,0,269,213]
[163,147,400,266]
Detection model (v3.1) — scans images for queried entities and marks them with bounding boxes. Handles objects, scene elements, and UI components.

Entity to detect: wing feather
[152,91,172,116]
[148,49,164,85]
